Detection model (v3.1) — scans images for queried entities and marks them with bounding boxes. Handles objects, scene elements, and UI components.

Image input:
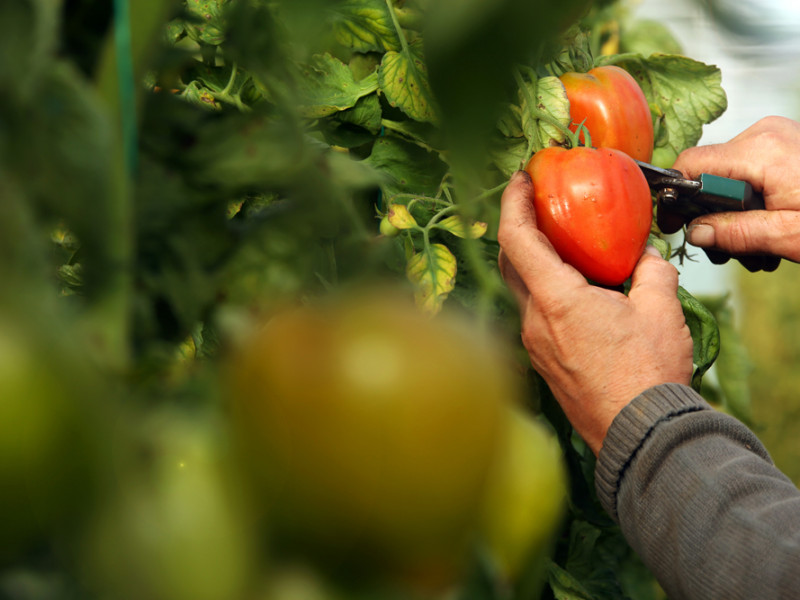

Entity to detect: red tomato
[560,65,654,163]
[524,146,652,286]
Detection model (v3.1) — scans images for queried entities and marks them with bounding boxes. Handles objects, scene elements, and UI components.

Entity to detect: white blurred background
[634,0,800,295]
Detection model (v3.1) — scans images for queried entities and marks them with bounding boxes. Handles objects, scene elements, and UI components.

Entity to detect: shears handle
[656,174,779,272]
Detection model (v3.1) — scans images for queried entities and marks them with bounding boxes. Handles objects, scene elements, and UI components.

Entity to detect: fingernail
[644,245,662,258]
[687,223,715,247]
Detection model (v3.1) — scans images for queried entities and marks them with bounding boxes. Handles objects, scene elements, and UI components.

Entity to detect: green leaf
[520,74,571,148]
[678,286,721,391]
[489,136,528,178]
[378,39,438,123]
[386,204,418,230]
[546,559,595,600]
[701,295,753,423]
[646,233,671,260]
[0,0,59,99]
[497,104,525,139]
[435,215,487,239]
[186,111,311,191]
[598,54,727,158]
[331,0,401,53]
[185,0,229,45]
[363,137,447,200]
[380,119,444,153]
[619,19,683,57]
[337,93,383,134]
[423,0,592,171]
[406,243,457,314]
[297,53,379,118]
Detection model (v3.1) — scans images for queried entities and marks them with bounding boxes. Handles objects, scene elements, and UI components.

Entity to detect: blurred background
[637,0,800,482]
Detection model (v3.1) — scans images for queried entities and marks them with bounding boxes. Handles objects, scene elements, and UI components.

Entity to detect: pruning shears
[634,160,780,272]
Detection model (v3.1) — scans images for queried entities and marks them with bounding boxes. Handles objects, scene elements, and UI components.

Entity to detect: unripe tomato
[524,146,652,286]
[479,408,567,583]
[224,292,519,581]
[560,65,654,163]
[379,216,400,237]
[83,413,256,600]
[0,312,105,564]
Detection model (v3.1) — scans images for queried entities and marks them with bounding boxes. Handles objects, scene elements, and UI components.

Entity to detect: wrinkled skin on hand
[674,116,800,265]
[497,171,694,455]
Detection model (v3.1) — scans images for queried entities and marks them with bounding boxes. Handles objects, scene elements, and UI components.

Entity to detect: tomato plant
[560,65,655,162]
[524,146,652,286]
[0,0,740,598]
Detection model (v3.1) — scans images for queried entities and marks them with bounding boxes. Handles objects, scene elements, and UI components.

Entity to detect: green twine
[113,0,137,175]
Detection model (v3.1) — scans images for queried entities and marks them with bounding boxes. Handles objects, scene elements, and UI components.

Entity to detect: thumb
[687,210,800,263]
[627,247,680,310]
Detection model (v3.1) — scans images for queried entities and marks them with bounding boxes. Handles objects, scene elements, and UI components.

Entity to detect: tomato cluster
[224,293,566,589]
[524,66,655,286]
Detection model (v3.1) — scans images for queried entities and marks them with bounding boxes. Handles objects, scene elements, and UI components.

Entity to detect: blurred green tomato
[83,413,256,600]
[225,292,519,583]
[379,216,400,237]
[479,408,567,582]
[0,314,103,564]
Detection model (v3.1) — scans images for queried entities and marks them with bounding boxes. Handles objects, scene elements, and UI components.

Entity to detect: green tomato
[225,292,519,584]
[0,314,104,564]
[479,408,567,583]
[83,412,257,600]
[379,216,400,237]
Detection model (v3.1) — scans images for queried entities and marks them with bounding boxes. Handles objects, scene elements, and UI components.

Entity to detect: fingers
[687,210,800,263]
[497,249,529,308]
[672,117,800,199]
[672,144,739,182]
[497,171,584,301]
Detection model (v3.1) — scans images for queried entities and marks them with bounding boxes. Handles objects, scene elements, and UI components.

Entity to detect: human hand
[497,171,694,455]
[672,116,800,266]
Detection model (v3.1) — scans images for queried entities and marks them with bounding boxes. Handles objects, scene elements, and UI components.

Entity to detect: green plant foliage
[0,0,745,597]
[598,53,728,167]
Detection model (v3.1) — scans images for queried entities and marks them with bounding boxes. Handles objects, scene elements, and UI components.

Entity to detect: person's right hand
[672,116,800,266]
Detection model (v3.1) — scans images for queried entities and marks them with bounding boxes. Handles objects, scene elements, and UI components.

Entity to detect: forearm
[596,383,800,600]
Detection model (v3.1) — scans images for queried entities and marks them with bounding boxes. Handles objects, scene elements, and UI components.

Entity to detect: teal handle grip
[697,173,765,212]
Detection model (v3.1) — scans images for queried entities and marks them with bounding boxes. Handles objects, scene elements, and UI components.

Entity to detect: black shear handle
[656,185,780,273]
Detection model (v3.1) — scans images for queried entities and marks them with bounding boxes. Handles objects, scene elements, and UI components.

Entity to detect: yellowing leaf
[520,75,570,147]
[387,204,418,230]
[332,0,400,53]
[379,40,438,124]
[435,215,487,239]
[406,243,457,315]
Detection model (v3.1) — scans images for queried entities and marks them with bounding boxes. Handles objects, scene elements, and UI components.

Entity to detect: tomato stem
[385,0,410,55]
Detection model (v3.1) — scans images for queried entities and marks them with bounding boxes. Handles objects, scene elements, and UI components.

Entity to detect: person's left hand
[497,171,694,455]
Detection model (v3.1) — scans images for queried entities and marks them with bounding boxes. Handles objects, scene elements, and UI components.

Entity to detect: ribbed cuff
[595,383,711,522]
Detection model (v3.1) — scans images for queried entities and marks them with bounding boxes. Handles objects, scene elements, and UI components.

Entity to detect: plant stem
[385,0,410,54]
[220,62,238,97]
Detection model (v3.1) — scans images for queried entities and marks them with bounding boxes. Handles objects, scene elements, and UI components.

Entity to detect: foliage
[0,0,747,598]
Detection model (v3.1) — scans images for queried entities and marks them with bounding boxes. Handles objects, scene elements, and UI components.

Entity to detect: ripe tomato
[224,292,519,581]
[524,146,652,286]
[560,65,654,163]
[479,408,567,583]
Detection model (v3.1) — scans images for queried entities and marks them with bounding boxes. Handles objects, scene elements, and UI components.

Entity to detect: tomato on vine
[560,65,654,162]
[524,146,652,286]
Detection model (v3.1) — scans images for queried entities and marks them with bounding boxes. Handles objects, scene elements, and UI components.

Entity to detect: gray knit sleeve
[595,383,800,600]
